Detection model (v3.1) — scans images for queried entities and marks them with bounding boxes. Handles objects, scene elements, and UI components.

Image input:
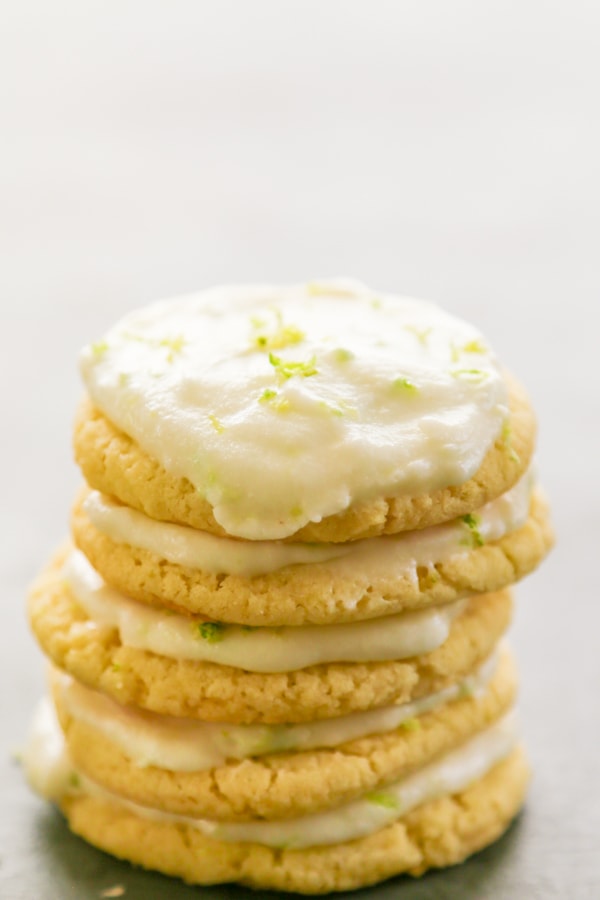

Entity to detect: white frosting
[64,551,465,672]
[25,699,517,848]
[79,280,509,540]
[23,699,75,802]
[83,491,349,575]
[83,470,533,580]
[55,654,497,771]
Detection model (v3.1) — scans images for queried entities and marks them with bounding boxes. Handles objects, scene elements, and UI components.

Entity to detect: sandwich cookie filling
[64,550,466,672]
[25,699,518,849]
[82,467,534,579]
[54,654,498,771]
[79,280,509,540]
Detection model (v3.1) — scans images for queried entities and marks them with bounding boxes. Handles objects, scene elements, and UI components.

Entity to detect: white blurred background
[2,0,598,601]
[1,2,599,896]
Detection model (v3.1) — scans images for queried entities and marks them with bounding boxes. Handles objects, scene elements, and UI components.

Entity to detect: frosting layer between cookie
[64,550,466,672]
[53,654,497,771]
[81,468,532,578]
[72,487,553,625]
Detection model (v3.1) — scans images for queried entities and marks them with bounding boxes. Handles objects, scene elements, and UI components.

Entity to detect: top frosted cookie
[77,280,533,542]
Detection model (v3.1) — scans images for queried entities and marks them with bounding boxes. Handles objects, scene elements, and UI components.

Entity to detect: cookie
[28,548,512,723]
[52,648,516,820]
[59,748,529,894]
[73,374,535,543]
[71,484,553,625]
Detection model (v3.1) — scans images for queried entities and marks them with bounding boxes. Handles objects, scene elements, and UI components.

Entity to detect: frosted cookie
[28,547,512,723]
[73,281,536,543]
[51,648,516,820]
[71,480,553,624]
[25,699,529,894]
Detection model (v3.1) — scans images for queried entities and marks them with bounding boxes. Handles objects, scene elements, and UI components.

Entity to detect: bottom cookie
[59,748,528,894]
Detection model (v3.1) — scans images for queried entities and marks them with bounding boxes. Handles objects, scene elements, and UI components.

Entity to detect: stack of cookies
[25,281,553,894]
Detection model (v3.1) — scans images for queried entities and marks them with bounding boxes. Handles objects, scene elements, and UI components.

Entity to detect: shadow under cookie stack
[25,282,553,894]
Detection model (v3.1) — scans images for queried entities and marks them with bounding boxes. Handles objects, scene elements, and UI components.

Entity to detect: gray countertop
[1,2,599,898]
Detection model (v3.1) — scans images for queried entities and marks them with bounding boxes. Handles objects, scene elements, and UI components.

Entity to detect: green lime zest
[451,339,488,362]
[392,377,418,394]
[269,352,318,381]
[252,308,305,351]
[272,397,291,412]
[463,339,487,354]
[208,414,225,434]
[501,420,521,464]
[318,398,357,418]
[365,791,400,809]
[333,347,354,363]
[400,717,421,732]
[461,513,485,547]
[259,388,291,412]
[162,338,186,362]
[196,621,225,643]
[404,325,431,345]
[255,325,305,351]
[159,335,187,354]
[451,368,490,383]
[91,340,109,357]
